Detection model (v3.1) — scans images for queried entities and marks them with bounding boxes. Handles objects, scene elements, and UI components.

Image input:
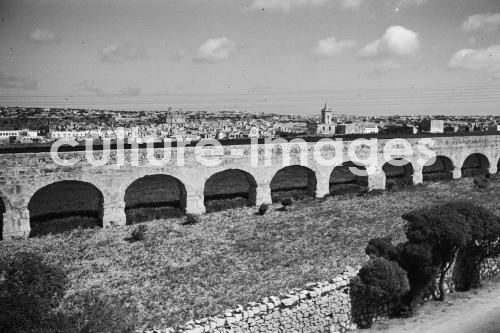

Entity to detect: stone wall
[2,134,500,239]
[142,257,500,333]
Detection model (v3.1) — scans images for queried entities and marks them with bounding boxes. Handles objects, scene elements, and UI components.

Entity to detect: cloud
[248,0,364,11]
[462,13,500,33]
[396,0,429,7]
[100,41,145,63]
[118,86,141,96]
[249,0,328,12]
[195,37,235,62]
[448,45,500,74]
[314,37,356,56]
[339,0,363,9]
[0,72,37,90]
[77,81,105,95]
[359,25,420,57]
[29,28,57,43]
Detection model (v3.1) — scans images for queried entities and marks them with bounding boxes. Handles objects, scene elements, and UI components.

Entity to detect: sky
[0,0,499,115]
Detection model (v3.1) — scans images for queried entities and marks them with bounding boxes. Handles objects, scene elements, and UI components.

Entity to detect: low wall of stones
[141,266,390,333]
[141,256,500,333]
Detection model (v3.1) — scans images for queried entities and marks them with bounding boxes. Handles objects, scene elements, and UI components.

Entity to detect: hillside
[1,176,500,329]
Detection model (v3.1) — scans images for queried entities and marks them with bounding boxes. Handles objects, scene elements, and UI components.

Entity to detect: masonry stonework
[1,135,500,239]
[142,257,500,333]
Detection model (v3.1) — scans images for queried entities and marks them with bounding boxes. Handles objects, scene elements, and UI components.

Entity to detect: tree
[365,237,398,260]
[444,201,500,289]
[402,204,470,301]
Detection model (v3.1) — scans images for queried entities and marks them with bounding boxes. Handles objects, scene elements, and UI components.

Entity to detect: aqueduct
[0,134,499,239]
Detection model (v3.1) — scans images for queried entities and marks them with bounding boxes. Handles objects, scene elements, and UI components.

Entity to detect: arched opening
[0,197,5,241]
[28,181,104,237]
[498,158,500,174]
[125,174,186,224]
[204,169,257,213]
[423,156,454,182]
[329,162,368,196]
[382,159,414,190]
[270,165,316,203]
[461,153,490,178]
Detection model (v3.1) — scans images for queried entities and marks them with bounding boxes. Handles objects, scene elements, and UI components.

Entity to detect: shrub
[0,252,67,332]
[402,204,470,301]
[126,224,147,242]
[352,257,409,327]
[281,198,293,211]
[444,201,500,290]
[183,214,200,225]
[396,242,437,312]
[365,237,398,260]
[473,175,489,190]
[356,257,410,303]
[53,291,137,333]
[258,203,269,215]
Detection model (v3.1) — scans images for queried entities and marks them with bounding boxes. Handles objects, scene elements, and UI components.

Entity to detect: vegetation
[354,257,409,304]
[281,198,293,211]
[473,174,490,191]
[258,203,269,215]
[126,225,147,242]
[183,213,200,225]
[0,252,67,332]
[205,197,250,213]
[362,196,500,316]
[1,176,500,329]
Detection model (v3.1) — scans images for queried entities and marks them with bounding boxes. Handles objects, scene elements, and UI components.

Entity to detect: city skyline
[0,0,499,115]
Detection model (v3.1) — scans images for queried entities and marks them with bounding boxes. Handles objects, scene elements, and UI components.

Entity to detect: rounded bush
[258,203,269,215]
[356,257,410,303]
[281,198,293,210]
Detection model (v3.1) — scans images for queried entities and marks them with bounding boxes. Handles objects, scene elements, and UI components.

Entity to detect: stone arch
[422,156,454,182]
[382,158,414,190]
[329,161,368,196]
[270,165,317,202]
[124,174,187,224]
[203,169,257,212]
[28,180,104,237]
[461,153,490,178]
[0,196,5,241]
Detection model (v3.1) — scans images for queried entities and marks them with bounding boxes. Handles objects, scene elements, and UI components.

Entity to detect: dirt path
[360,278,500,333]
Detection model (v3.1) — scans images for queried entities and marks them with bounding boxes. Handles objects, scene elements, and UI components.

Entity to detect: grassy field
[2,176,500,330]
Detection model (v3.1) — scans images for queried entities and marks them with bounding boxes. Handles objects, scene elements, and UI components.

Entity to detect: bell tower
[321,103,333,124]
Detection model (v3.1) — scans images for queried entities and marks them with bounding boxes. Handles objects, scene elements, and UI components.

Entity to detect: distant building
[0,130,21,140]
[247,126,259,138]
[488,124,500,133]
[362,125,379,134]
[306,104,336,136]
[420,119,444,133]
[336,123,359,135]
[164,109,186,126]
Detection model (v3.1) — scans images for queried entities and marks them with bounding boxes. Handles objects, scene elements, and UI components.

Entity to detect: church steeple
[321,103,333,124]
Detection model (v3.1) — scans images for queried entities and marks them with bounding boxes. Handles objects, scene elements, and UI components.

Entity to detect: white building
[0,130,21,140]
[362,126,379,134]
[50,130,88,140]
